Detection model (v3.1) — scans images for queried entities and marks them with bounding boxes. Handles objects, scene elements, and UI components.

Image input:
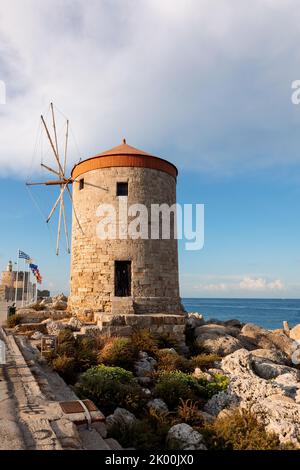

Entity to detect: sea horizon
[182,297,300,330]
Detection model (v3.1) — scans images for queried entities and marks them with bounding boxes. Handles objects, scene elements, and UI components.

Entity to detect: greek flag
[18,250,30,260]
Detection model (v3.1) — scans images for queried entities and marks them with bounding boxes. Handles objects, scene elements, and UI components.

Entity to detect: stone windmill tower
[68,140,185,339]
[27,105,185,341]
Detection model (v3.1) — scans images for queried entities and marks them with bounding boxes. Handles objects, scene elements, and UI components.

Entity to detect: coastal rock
[193,368,214,381]
[46,320,68,336]
[159,348,177,355]
[204,348,300,447]
[195,324,240,338]
[68,316,83,331]
[194,323,244,355]
[185,313,205,329]
[134,352,157,377]
[106,408,137,431]
[52,300,68,311]
[251,357,298,380]
[273,373,300,399]
[147,399,169,415]
[290,324,300,342]
[195,332,243,356]
[166,423,207,450]
[239,323,294,356]
[137,376,152,386]
[224,319,243,329]
[142,388,152,398]
[31,331,44,340]
[53,294,68,303]
[40,298,52,306]
[251,348,289,365]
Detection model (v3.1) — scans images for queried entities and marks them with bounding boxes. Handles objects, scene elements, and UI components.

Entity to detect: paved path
[0,328,62,450]
[0,301,8,326]
[0,329,26,449]
[0,328,117,450]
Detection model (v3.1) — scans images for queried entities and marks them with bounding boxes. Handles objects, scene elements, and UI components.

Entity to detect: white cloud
[194,282,228,292]
[0,0,300,177]
[189,274,285,295]
[239,276,284,290]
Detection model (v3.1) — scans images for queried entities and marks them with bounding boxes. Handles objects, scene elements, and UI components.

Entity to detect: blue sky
[0,0,300,298]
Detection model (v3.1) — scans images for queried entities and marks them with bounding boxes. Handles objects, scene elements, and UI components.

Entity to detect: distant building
[37,289,50,299]
[0,260,36,302]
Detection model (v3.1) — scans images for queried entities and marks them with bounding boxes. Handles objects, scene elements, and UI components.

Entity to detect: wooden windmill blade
[26,103,82,255]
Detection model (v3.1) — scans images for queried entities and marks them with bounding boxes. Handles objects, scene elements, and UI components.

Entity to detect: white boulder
[166,423,207,450]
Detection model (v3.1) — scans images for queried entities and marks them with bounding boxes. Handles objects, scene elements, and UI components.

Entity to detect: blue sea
[182,298,300,330]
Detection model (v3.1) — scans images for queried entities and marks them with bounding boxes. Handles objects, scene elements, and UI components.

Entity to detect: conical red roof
[98,139,152,157]
[71,139,178,179]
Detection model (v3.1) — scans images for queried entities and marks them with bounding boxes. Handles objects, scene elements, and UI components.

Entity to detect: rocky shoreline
[5,301,300,450]
[188,314,300,447]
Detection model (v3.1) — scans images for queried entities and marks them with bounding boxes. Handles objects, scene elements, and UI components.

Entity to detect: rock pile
[204,348,300,447]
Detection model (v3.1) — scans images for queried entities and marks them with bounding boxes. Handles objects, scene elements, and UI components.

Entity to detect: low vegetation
[6,314,21,328]
[175,398,204,426]
[98,337,138,370]
[156,349,194,373]
[154,370,229,409]
[76,364,145,415]
[108,414,171,450]
[191,353,222,370]
[130,329,159,356]
[43,325,295,451]
[202,407,295,450]
[47,329,97,383]
[156,332,179,350]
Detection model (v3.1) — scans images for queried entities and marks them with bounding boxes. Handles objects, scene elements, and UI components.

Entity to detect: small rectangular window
[117,182,128,196]
[79,179,84,191]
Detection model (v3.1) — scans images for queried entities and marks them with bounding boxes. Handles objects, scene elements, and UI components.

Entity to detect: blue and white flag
[18,250,30,260]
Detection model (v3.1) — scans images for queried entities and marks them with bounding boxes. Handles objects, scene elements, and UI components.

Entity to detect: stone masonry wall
[69,166,184,315]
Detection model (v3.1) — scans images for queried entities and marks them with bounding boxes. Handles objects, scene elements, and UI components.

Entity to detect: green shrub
[156,350,194,373]
[154,371,229,409]
[154,371,199,409]
[109,405,174,450]
[76,365,145,415]
[57,329,76,356]
[6,314,21,328]
[48,330,98,381]
[57,328,75,343]
[191,353,221,370]
[75,336,98,371]
[98,337,138,370]
[197,373,230,399]
[108,418,170,450]
[131,329,159,355]
[51,354,76,383]
[203,407,294,450]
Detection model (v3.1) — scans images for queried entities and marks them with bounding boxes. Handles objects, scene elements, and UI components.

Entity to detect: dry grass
[202,407,295,450]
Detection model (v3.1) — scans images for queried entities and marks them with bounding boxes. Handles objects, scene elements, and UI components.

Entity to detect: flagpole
[21,259,26,307]
[27,262,30,305]
[14,250,19,305]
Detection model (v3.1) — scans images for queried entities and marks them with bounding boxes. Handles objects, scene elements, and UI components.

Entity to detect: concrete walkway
[0,301,8,326]
[0,328,62,450]
[0,327,122,450]
[0,330,26,449]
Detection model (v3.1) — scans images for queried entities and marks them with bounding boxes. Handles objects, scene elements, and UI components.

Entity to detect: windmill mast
[26,103,74,255]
